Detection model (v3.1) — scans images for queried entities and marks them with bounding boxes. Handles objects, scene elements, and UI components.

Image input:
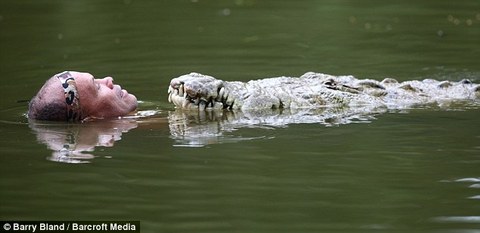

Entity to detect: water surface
[1,1,479,232]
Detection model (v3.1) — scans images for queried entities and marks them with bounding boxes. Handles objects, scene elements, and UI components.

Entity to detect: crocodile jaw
[168,73,231,110]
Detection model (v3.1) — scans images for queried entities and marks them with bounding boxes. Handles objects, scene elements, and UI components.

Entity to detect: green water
[1,1,479,232]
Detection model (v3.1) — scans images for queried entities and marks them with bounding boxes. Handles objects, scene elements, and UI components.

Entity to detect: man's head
[28,71,138,121]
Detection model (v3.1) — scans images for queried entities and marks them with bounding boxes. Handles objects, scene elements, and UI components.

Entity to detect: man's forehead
[70,71,93,79]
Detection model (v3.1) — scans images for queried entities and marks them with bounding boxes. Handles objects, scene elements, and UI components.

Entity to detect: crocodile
[168,72,480,112]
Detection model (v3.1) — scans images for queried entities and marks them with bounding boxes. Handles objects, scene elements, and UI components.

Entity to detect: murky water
[1,1,479,232]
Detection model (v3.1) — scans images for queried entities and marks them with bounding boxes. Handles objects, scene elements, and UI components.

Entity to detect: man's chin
[125,95,138,110]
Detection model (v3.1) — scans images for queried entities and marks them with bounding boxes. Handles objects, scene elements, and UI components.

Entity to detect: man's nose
[98,77,114,89]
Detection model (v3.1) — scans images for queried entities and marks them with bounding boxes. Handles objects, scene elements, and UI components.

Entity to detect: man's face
[69,71,138,119]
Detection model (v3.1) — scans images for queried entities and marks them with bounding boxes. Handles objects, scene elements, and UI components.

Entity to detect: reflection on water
[167,106,384,147]
[433,177,480,226]
[166,101,480,147]
[451,177,480,201]
[168,110,271,147]
[28,101,480,151]
[28,119,138,163]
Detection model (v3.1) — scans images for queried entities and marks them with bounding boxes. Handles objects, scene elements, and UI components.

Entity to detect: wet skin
[69,71,138,119]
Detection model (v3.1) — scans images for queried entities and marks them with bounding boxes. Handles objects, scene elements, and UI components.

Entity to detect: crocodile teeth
[218,87,225,100]
[225,95,235,106]
[193,97,200,105]
[217,87,232,106]
[182,98,190,108]
[170,92,185,107]
[175,84,183,97]
[168,79,228,110]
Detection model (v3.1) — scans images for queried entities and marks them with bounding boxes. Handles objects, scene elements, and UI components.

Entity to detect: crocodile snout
[168,73,228,110]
